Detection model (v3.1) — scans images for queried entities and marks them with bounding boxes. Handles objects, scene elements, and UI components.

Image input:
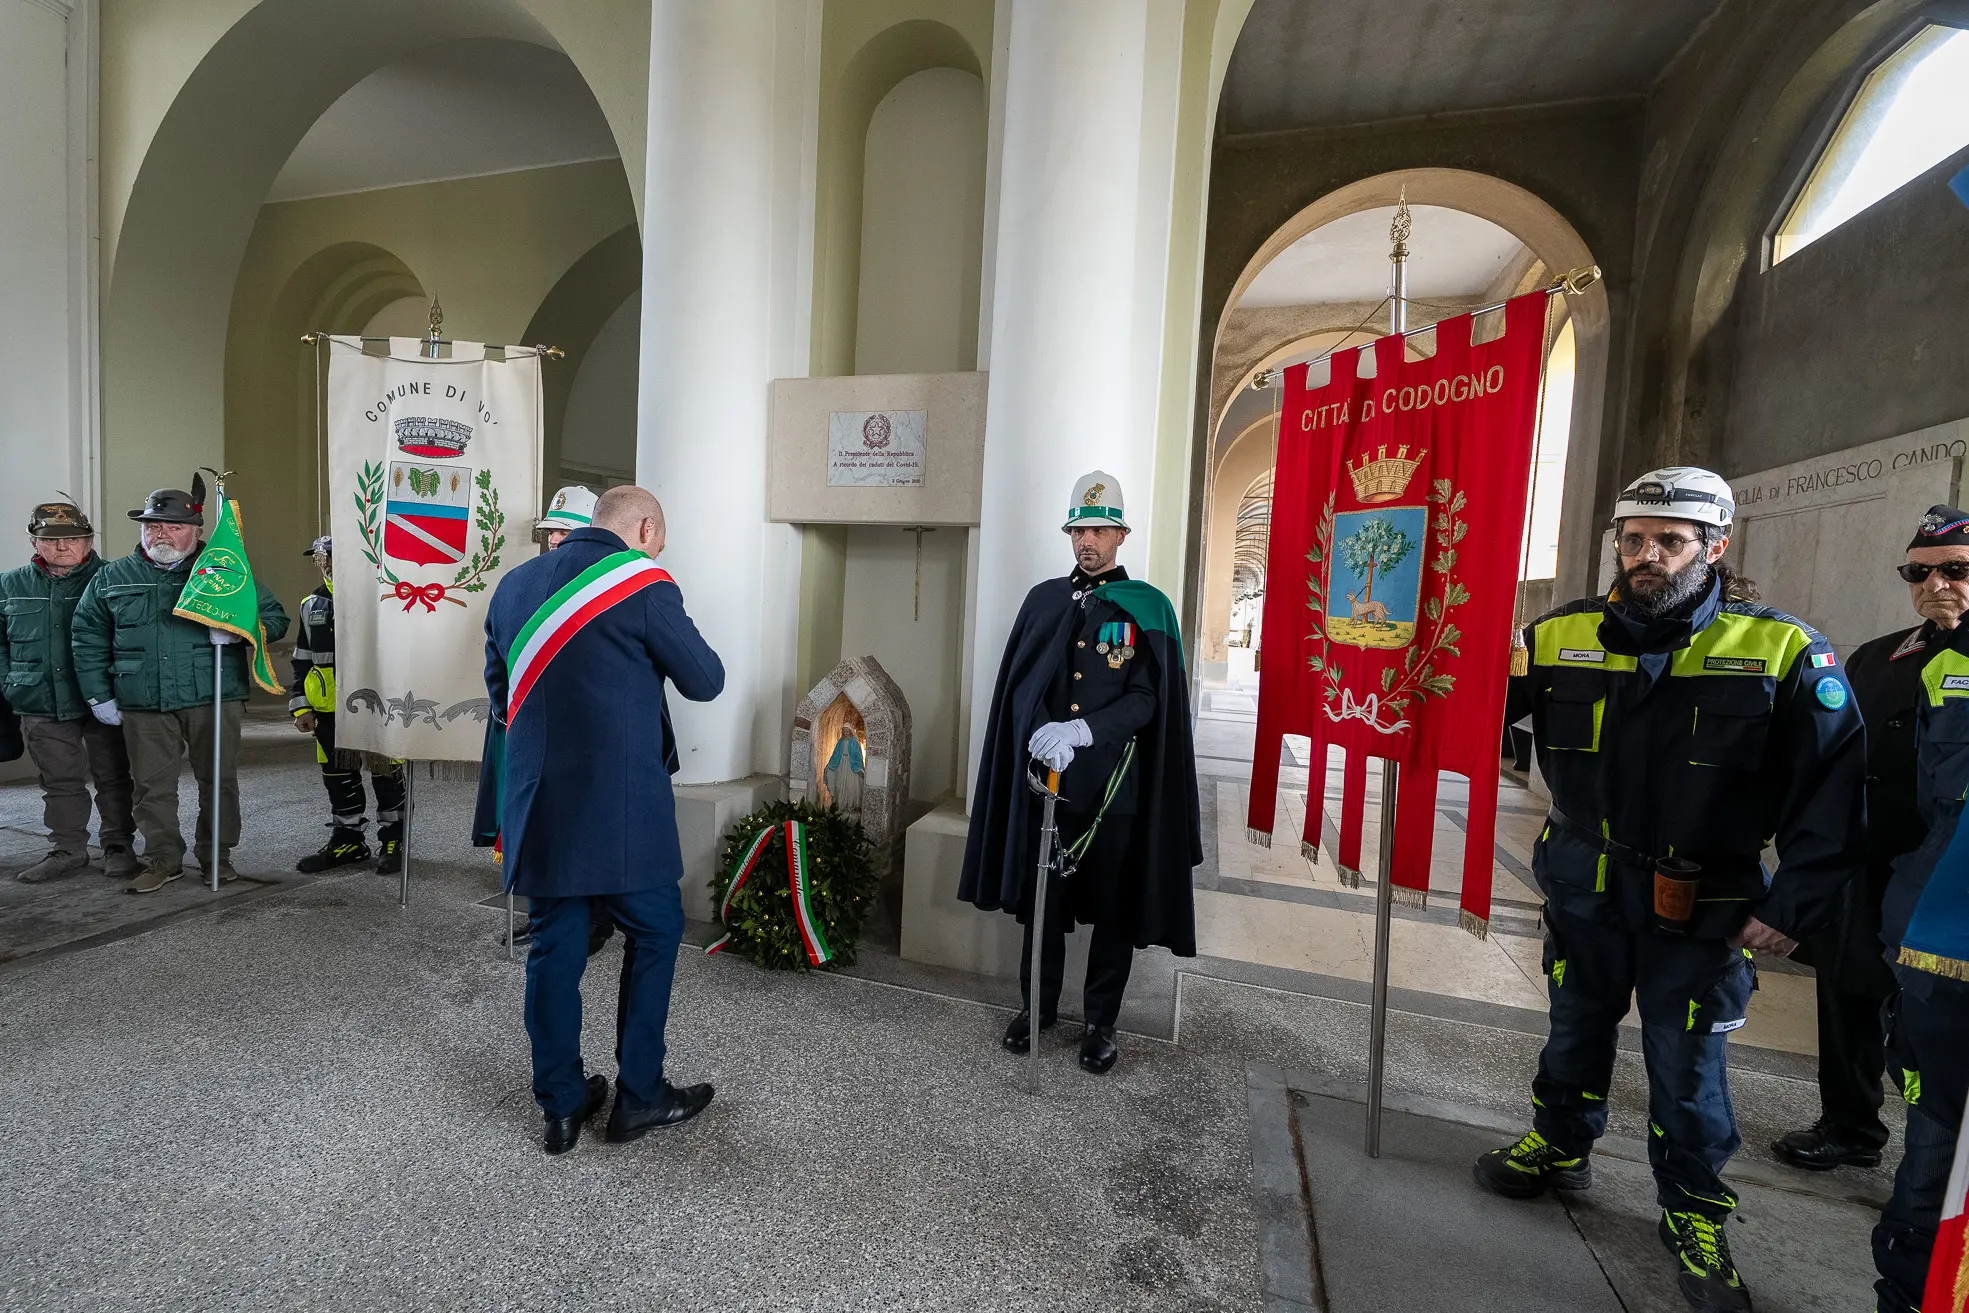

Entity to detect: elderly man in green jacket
[71,487,289,893]
[0,499,138,884]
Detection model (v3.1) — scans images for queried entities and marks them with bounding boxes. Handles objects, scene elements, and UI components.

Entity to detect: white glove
[1027,719,1093,772]
[208,629,238,645]
[91,699,122,727]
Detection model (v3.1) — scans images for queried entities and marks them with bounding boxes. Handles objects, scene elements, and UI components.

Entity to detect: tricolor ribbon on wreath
[1245,292,1551,937]
[706,821,834,967]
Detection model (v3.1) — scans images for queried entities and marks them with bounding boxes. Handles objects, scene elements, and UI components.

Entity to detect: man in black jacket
[1771,549,1940,1173]
[289,537,406,875]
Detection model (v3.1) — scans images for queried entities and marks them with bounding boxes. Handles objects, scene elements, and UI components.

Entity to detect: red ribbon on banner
[390,580,448,612]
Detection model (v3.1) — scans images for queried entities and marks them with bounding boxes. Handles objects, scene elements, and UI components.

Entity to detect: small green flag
[173,487,284,694]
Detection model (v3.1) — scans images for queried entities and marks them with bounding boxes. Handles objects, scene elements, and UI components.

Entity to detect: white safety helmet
[1611,466,1734,530]
[534,485,599,533]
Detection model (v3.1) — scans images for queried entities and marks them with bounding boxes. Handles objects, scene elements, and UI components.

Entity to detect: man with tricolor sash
[1872,509,1969,1313]
[960,471,1202,1075]
[481,485,724,1155]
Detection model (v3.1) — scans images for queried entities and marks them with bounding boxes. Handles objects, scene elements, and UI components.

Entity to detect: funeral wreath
[707,799,877,970]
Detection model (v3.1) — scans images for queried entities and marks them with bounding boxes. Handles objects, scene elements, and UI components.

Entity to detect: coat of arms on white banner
[327,340,542,761]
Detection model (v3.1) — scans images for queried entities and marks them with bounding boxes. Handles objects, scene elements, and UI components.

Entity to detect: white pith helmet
[535,485,599,532]
[1063,470,1128,531]
[1611,466,1734,530]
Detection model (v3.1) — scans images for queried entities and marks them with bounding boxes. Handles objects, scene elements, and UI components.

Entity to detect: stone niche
[789,655,913,873]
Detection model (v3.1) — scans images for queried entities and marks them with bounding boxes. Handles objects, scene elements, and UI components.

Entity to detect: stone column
[637,0,782,786]
[965,0,1181,800]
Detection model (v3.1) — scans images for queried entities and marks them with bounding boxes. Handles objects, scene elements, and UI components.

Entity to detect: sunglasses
[1897,561,1969,583]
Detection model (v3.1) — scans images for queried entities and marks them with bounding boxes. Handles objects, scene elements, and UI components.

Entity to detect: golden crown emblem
[1083,482,1106,506]
[1346,445,1426,504]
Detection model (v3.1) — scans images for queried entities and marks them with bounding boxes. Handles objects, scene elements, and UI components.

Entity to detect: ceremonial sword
[1026,761,1063,1096]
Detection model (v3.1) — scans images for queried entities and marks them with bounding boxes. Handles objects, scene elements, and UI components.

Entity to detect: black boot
[1473,1129,1594,1199]
[1658,1210,1752,1311]
[297,827,370,874]
[1770,1119,1882,1171]
[1078,1024,1119,1074]
[375,825,403,875]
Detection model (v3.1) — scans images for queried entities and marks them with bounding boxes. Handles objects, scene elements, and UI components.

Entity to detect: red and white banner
[1932,1105,1969,1313]
[1246,292,1549,935]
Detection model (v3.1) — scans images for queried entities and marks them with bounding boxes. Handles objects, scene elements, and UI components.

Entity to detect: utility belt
[1545,807,1759,937]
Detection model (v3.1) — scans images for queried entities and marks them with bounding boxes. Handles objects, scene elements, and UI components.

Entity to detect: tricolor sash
[506,551,671,721]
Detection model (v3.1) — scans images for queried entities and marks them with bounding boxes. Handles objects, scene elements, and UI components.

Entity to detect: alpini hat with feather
[1063,470,1128,532]
[27,495,93,539]
[128,472,206,526]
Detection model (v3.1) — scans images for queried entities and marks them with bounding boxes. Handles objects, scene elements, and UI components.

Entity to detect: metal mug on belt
[1652,857,1703,933]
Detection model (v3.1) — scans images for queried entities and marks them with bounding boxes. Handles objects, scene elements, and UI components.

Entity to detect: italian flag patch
[1810,652,1837,668]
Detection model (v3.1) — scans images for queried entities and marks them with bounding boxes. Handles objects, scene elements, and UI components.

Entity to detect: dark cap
[27,499,93,539]
[1910,505,1969,551]
[128,488,204,526]
[303,535,332,558]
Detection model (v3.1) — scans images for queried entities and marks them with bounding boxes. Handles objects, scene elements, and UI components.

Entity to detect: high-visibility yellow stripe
[1531,613,1639,671]
[1919,647,1969,707]
[1669,611,1814,680]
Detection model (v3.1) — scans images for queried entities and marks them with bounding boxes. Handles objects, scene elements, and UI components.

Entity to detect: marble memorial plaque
[1726,421,1966,653]
[828,410,926,487]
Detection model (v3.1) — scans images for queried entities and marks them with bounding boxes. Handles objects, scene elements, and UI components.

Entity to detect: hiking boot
[1658,1210,1752,1312]
[375,827,403,876]
[1473,1129,1593,1199]
[193,849,240,884]
[102,846,143,880]
[17,849,88,884]
[298,828,370,874]
[127,858,184,894]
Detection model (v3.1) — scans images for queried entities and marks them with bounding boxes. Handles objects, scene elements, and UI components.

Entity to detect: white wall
[854,67,986,374]
[839,525,968,800]
[560,291,639,480]
[360,295,431,339]
[0,0,95,550]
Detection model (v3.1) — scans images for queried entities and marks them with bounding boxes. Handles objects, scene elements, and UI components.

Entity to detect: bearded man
[1471,466,1866,1313]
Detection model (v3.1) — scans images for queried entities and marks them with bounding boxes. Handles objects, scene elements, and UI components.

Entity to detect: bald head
[594,485,666,559]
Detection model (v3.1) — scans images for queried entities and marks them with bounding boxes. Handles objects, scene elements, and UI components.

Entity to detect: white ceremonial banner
[326,338,542,760]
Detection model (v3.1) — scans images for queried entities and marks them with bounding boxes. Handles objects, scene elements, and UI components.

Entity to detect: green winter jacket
[71,550,290,712]
[0,553,109,720]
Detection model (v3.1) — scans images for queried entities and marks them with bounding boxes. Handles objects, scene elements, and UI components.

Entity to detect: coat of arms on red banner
[350,414,507,612]
[1248,291,1549,935]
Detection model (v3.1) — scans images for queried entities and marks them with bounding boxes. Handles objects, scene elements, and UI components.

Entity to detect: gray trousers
[19,715,135,853]
[122,703,243,866]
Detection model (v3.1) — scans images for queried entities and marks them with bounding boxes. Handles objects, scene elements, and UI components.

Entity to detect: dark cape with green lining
[959,573,1202,955]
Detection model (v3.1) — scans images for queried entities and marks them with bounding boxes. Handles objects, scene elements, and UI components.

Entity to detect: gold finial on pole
[1390,185,1412,264]
[425,295,444,359]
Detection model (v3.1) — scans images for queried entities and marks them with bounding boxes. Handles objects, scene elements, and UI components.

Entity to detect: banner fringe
[1299,840,1319,864]
[1900,946,1969,981]
[1391,884,1428,909]
[1246,827,1273,848]
[1459,909,1490,940]
[1337,865,1363,889]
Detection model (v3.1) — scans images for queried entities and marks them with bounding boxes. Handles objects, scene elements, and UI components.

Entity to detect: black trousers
[1810,961,1891,1149]
[312,713,405,834]
[1874,978,1969,1313]
[1018,871,1134,1029]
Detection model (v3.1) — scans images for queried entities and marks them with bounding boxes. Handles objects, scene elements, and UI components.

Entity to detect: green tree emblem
[1336,517,1415,605]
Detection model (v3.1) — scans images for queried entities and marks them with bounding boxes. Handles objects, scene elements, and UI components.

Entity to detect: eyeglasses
[1618,531,1700,558]
[1897,561,1969,583]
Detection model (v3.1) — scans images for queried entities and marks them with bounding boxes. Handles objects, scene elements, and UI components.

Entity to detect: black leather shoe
[542,1074,608,1155]
[1079,1024,1119,1074]
[605,1079,714,1143]
[1002,1009,1057,1054]
[1771,1122,1883,1171]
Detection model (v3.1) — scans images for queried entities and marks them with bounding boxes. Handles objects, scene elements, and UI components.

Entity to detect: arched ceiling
[1238,204,1525,307]
[269,38,618,202]
[1220,0,1724,134]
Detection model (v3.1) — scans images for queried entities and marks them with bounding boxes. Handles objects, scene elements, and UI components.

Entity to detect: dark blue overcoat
[481,527,724,897]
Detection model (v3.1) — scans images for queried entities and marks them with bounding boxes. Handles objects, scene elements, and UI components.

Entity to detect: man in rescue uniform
[289,537,406,875]
[1872,506,1969,1313]
[1772,522,1945,1172]
[1472,466,1866,1313]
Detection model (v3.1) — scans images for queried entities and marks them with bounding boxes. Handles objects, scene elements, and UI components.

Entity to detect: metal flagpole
[393,301,447,912]
[1027,765,1062,1096]
[1365,195,1412,1159]
[211,641,224,893]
